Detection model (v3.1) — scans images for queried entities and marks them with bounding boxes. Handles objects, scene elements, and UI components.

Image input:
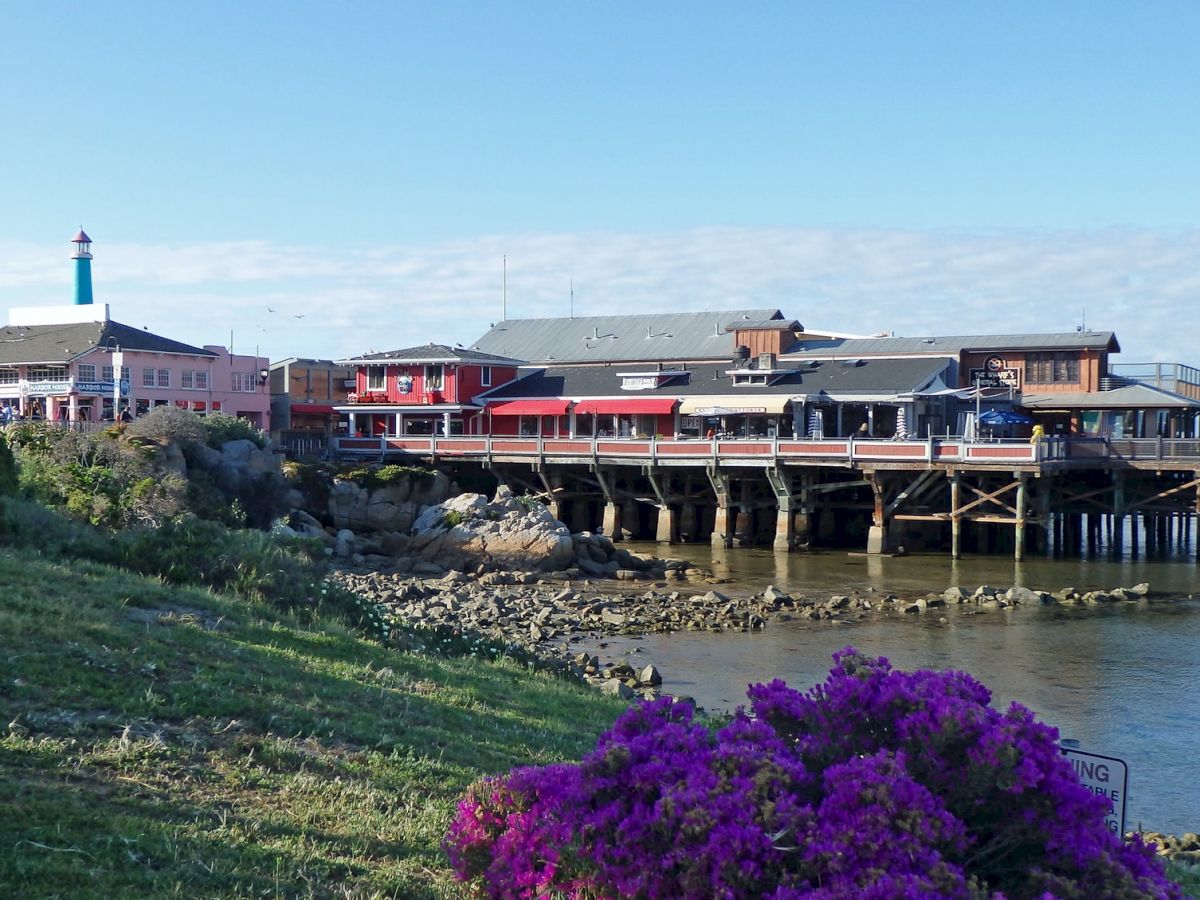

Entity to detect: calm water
[589,542,1200,835]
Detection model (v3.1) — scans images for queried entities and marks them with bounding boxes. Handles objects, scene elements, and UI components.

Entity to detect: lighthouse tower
[71,229,94,305]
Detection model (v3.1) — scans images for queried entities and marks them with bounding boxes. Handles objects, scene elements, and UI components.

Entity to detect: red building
[334,344,522,436]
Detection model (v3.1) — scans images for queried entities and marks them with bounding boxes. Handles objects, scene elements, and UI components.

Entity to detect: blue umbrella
[979,409,1033,426]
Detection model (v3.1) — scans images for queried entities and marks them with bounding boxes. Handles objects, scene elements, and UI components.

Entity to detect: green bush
[200,411,268,449]
[335,463,435,490]
[0,433,17,496]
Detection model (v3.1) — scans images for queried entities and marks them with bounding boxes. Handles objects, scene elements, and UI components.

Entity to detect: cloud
[1,226,1196,365]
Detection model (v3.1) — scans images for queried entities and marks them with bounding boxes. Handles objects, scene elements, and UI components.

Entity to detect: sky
[1,1,1198,364]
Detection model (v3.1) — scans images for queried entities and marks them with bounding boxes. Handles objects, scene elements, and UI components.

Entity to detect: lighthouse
[71,229,94,305]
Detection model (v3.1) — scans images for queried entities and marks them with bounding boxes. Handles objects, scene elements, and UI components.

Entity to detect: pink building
[0,231,270,427]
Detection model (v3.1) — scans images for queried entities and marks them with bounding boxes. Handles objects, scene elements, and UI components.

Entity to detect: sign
[694,406,767,415]
[75,380,128,397]
[969,367,1020,389]
[397,375,413,394]
[22,380,71,395]
[621,376,660,391]
[1062,746,1128,836]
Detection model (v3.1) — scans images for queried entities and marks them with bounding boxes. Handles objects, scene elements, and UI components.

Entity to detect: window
[157,368,171,388]
[28,366,68,382]
[179,370,208,390]
[143,367,157,388]
[480,366,492,387]
[102,365,130,382]
[367,366,386,390]
[0,368,17,385]
[231,372,258,392]
[77,364,97,381]
[425,365,444,390]
[1026,353,1080,384]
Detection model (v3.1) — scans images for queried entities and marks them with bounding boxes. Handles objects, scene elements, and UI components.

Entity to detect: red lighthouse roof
[72,229,92,243]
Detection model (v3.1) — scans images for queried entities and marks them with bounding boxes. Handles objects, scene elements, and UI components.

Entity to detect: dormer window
[731,372,770,386]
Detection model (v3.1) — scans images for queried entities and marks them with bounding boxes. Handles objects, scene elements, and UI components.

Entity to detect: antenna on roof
[570,277,574,319]
[1081,306,1087,333]
[502,256,507,323]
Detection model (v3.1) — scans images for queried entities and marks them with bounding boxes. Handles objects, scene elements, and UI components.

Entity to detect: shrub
[0,433,17,496]
[444,649,1183,899]
[199,411,267,449]
[122,405,209,448]
[334,463,435,491]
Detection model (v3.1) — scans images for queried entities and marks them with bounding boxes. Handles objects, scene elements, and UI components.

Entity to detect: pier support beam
[1015,476,1027,561]
[602,502,622,540]
[706,468,733,548]
[764,467,795,552]
[1112,471,1125,557]
[594,468,623,541]
[679,502,698,543]
[950,472,962,559]
[656,506,677,543]
[865,472,889,554]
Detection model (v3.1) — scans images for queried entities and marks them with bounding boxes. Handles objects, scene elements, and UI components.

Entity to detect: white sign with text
[1062,747,1128,836]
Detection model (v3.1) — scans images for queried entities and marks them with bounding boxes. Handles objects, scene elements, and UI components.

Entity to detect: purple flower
[443,649,1184,899]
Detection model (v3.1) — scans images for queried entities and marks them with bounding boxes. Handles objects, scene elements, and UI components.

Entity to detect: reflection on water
[595,542,1200,835]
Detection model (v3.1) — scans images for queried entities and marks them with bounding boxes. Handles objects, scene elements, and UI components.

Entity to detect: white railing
[332,434,1054,465]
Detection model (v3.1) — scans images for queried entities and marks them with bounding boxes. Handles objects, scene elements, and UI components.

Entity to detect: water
[590,542,1200,835]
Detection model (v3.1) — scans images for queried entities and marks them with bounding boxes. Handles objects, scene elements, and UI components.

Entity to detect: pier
[330,434,1200,560]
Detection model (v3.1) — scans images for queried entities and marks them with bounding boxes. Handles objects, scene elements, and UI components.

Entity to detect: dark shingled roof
[340,343,525,365]
[0,320,215,366]
[480,357,950,401]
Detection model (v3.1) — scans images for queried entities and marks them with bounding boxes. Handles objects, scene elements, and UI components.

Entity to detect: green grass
[0,548,624,898]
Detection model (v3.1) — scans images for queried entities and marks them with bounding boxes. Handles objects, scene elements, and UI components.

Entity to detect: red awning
[488,399,569,416]
[291,403,337,415]
[574,398,677,415]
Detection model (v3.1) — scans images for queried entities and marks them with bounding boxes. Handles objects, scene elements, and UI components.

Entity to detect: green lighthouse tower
[71,229,94,305]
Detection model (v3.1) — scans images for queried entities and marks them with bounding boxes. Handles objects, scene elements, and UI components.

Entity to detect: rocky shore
[297,475,1173,701]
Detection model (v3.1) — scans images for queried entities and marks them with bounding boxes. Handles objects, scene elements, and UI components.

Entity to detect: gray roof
[469,309,786,364]
[0,320,215,366]
[480,357,950,401]
[1022,383,1200,410]
[340,343,525,366]
[786,331,1120,358]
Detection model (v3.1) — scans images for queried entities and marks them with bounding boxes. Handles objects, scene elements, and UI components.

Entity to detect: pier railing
[331,434,1063,466]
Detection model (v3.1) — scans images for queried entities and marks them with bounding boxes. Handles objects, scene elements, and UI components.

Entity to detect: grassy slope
[0,548,624,898]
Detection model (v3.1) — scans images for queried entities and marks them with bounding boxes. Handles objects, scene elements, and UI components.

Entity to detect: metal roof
[785,331,1120,358]
[339,343,524,366]
[0,320,216,366]
[479,356,949,402]
[1022,383,1200,410]
[469,308,786,364]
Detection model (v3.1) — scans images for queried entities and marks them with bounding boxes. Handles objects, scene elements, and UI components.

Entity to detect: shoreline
[331,563,1177,698]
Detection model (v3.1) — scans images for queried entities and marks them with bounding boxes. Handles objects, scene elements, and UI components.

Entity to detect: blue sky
[2,2,1198,362]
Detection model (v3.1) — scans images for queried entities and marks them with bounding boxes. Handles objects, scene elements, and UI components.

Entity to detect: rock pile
[1137,831,1200,864]
[330,571,818,645]
[893,582,1155,614]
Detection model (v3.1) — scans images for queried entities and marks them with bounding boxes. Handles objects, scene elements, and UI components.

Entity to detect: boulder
[409,490,575,572]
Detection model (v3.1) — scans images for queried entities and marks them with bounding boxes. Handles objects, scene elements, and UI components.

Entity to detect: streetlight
[106,337,123,421]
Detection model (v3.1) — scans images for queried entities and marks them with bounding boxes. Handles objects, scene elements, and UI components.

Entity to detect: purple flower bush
[444,648,1182,899]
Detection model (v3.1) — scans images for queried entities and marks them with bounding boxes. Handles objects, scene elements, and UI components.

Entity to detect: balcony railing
[331,434,1070,466]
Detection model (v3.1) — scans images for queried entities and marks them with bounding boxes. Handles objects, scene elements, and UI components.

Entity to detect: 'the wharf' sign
[1062,745,1128,836]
